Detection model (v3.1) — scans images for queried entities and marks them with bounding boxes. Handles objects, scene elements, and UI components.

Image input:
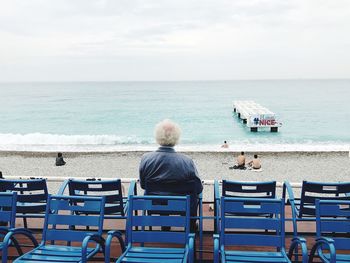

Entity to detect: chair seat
[224,250,291,263]
[120,246,186,263]
[14,245,97,262]
[320,253,350,262]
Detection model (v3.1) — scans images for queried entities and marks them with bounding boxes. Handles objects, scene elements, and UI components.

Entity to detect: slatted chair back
[222,180,276,199]
[0,192,17,228]
[299,181,350,218]
[316,200,350,251]
[220,197,285,250]
[67,179,125,216]
[0,179,48,215]
[128,195,190,245]
[42,195,105,244]
[145,180,197,215]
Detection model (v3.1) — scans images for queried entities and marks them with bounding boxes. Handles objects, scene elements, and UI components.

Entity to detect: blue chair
[145,180,203,259]
[214,180,276,233]
[59,178,137,219]
[2,195,106,263]
[213,197,308,263]
[0,178,48,228]
[309,200,350,263]
[283,181,350,237]
[105,195,195,263]
[0,192,31,263]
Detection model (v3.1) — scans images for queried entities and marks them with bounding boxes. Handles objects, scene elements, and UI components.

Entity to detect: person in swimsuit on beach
[248,154,261,169]
[233,151,246,169]
[221,141,229,148]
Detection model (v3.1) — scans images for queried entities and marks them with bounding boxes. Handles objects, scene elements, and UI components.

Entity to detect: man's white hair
[154,119,181,147]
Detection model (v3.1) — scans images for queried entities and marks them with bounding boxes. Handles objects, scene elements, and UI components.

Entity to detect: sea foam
[0,133,348,152]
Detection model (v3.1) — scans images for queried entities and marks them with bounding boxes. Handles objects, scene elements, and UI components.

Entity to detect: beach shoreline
[0,149,349,156]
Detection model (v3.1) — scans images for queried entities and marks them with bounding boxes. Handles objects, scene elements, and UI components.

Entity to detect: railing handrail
[2,176,303,188]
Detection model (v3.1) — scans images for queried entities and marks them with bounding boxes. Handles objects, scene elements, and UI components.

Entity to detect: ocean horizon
[1,79,349,152]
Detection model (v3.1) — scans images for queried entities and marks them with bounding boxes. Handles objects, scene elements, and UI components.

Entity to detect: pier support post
[243,119,247,124]
[237,113,241,119]
[234,108,236,112]
[250,127,258,132]
[270,127,278,132]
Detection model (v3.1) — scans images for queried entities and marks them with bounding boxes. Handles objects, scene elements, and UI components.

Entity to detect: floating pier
[233,100,282,132]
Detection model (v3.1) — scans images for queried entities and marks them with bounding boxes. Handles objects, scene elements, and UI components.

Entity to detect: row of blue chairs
[214,180,350,263]
[0,178,137,228]
[1,191,349,262]
[0,192,196,262]
[0,180,349,262]
[3,178,349,237]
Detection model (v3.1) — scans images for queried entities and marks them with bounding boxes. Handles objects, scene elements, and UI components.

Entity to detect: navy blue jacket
[139,146,203,194]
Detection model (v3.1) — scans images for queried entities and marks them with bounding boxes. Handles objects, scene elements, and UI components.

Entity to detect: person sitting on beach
[233,151,246,169]
[221,140,229,148]
[248,154,261,169]
[139,119,203,231]
[55,152,66,166]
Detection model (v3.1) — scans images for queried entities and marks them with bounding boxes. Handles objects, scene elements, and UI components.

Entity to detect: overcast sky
[0,0,349,81]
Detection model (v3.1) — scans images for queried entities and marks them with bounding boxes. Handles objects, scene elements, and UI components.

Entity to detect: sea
[0,80,349,152]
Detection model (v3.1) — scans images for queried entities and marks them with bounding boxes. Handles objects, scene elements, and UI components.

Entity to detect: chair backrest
[145,180,197,215]
[220,197,285,249]
[222,180,276,199]
[0,192,17,228]
[67,179,124,216]
[42,195,105,243]
[128,195,190,245]
[299,181,350,218]
[316,200,350,250]
[0,179,48,214]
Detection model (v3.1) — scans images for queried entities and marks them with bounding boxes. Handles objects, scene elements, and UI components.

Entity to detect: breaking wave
[0,133,349,152]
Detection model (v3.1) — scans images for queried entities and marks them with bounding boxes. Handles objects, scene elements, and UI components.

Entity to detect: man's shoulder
[141,151,157,160]
[176,152,192,161]
[141,149,193,162]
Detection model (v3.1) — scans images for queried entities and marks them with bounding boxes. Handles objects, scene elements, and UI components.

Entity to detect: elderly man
[139,119,203,230]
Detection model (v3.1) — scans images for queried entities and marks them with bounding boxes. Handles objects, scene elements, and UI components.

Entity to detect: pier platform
[233,100,282,132]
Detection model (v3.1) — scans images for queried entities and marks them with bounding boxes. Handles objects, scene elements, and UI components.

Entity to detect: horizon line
[1,78,350,83]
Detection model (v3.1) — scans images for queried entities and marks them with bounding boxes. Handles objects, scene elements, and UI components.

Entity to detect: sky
[0,0,350,81]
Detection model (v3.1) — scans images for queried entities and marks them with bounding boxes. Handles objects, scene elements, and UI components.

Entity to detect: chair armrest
[214,180,220,202]
[82,234,106,262]
[105,230,125,263]
[124,180,137,219]
[2,228,39,263]
[309,237,336,263]
[288,236,308,263]
[57,179,70,195]
[128,180,137,197]
[213,234,220,263]
[283,181,298,237]
[214,180,220,233]
[186,233,195,263]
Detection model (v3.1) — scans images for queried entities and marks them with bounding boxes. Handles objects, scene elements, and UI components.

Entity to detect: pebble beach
[1,150,349,200]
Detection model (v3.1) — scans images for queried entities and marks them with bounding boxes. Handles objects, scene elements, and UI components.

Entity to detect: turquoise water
[0,80,349,151]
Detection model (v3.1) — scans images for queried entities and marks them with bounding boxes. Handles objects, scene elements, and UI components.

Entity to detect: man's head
[254,154,258,159]
[58,152,63,157]
[154,119,181,147]
[241,151,244,155]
